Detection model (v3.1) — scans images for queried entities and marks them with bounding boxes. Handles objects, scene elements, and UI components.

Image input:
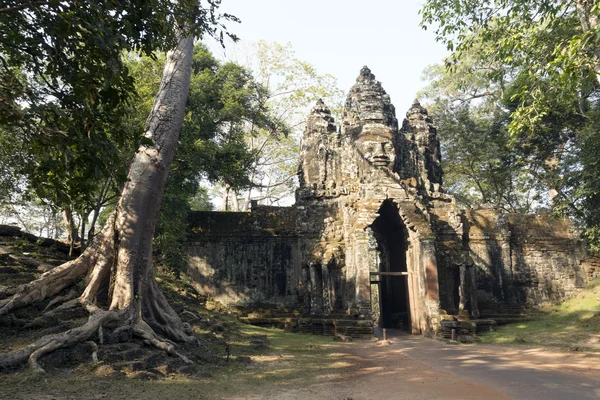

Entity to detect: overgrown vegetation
[420,0,600,250]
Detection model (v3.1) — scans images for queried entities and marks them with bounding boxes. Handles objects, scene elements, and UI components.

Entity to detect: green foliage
[0,1,236,238]
[188,187,213,211]
[125,45,277,274]
[420,0,598,135]
[218,41,344,209]
[420,0,600,250]
[556,107,600,253]
[419,59,541,212]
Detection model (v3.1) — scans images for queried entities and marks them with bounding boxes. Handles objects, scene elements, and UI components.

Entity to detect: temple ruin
[185,67,599,337]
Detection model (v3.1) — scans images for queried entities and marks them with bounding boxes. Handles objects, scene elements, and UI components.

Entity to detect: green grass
[479,278,600,351]
[201,325,348,397]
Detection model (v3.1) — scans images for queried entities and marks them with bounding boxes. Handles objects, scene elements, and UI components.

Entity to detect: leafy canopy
[0,0,238,217]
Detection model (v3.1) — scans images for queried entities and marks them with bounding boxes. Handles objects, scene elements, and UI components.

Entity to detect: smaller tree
[216,41,344,210]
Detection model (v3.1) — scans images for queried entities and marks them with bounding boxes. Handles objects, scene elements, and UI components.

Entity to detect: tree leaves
[420,0,600,250]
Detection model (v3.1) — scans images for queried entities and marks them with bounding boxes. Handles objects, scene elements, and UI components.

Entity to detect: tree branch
[0,1,49,14]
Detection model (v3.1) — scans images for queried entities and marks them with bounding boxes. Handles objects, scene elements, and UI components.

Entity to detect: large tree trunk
[62,206,80,256]
[221,184,230,211]
[231,189,240,211]
[0,33,195,371]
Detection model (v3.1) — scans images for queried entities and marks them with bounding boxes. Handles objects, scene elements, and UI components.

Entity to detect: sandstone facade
[185,67,598,336]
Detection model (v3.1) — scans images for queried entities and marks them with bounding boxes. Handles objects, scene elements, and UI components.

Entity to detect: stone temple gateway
[185,67,599,337]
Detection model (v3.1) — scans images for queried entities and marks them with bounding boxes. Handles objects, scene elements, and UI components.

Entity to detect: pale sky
[207,0,448,115]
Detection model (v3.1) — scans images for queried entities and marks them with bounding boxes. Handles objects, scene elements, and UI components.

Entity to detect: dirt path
[233,332,600,400]
[232,338,508,400]
[3,332,599,400]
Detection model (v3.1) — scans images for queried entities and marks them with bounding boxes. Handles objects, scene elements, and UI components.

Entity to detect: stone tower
[294,67,448,333]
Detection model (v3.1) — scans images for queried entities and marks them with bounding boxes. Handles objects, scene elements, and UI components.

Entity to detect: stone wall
[185,208,303,305]
[464,209,592,310]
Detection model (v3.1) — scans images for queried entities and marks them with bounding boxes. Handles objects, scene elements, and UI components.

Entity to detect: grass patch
[479,278,600,351]
[199,325,347,398]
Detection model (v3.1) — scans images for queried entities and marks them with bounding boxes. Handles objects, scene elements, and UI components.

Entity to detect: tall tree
[124,45,277,274]
[419,54,545,212]
[420,0,599,133]
[0,0,238,249]
[0,1,237,371]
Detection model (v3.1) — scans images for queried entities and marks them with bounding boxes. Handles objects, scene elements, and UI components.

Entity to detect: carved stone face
[356,135,395,168]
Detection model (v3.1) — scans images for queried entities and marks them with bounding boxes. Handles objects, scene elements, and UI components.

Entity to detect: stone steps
[486,317,533,325]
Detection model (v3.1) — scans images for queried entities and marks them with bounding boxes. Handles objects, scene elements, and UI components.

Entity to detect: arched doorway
[370,200,412,331]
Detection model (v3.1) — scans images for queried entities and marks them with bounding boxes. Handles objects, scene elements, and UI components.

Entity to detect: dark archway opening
[371,200,411,331]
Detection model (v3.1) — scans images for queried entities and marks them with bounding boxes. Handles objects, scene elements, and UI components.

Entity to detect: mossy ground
[0,322,346,400]
[479,278,600,351]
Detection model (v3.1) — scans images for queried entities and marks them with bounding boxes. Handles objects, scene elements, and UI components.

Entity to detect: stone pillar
[302,266,311,315]
[419,238,440,334]
[421,239,440,304]
[353,231,372,318]
[322,264,331,315]
[309,263,323,315]
[458,264,467,312]
[501,239,516,303]
[468,265,479,317]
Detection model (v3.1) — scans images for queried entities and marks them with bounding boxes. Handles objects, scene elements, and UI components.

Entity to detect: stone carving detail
[401,99,443,193]
[341,66,399,181]
[298,99,340,199]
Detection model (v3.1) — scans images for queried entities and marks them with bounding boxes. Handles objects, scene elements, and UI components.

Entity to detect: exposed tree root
[0,37,197,372]
[0,304,123,372]
[27,309,122,374]
[42,298,81,317]
[0,216,115,316]
[42,290,77,313]
[0,212,195,373]
[142,278,196,343]
[133,318,192,365]
[1,289,195,373]
[1,298,194,373]
[0,257,90,316]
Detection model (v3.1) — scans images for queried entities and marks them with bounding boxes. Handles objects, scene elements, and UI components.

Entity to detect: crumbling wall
[508,214,587,304]
[185,207,304,305]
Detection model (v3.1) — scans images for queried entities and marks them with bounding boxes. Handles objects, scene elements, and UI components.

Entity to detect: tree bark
[62,206,79,256]
[576,0,600,83]
[231,189,240,211]
[92,31,195,329]
[221,184,230,211]
[0,33,196,370]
